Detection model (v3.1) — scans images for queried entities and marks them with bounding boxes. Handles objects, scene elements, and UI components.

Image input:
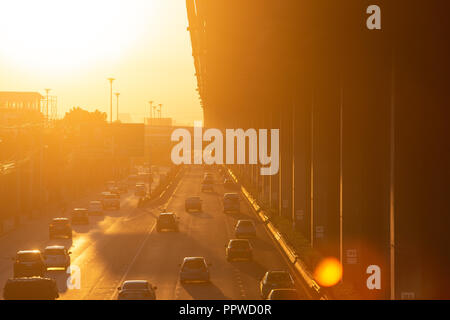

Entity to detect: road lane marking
[109,170,184,300]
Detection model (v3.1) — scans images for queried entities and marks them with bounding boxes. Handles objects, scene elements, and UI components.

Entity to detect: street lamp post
[115,92,120,122]
[107,78,115,123]
[148,101,153,125]
[158,104,162,119]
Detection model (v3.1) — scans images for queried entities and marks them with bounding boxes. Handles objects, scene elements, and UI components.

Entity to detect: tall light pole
[158,103,162,119]
[107,78,115,123]
[115,92,120,122]
[44,88,51,120]
[152,105,157,119]
[148,101,153,125]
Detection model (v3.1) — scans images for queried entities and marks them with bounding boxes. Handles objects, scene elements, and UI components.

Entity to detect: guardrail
[226,167,329,300]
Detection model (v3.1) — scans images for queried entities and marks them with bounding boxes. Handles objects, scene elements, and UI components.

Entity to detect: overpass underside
[187,0,450,299]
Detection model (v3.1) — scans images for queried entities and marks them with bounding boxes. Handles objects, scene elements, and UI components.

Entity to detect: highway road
[0,166,310,300]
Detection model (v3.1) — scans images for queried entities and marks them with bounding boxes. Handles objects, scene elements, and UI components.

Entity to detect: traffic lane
[174,168,308,299]
[107,168,239,300]
[0,187,145,299]
[57,191,155,299]
[116,166,306,300]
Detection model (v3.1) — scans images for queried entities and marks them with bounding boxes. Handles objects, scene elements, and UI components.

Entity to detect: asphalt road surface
[0,166,310,300]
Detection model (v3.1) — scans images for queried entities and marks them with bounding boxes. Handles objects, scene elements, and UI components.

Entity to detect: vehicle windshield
[44,249,65,255]
[17,252,40,262]
[238,221,254,228]
[183,259,205,270]
[53,219,68,225]
[73,210,88,216]
[159,215,175,222]
[224,194,239,201]
[267,272,291,283]
[122,282,147,290]
[104,194,118,200]
[230,241,250,249]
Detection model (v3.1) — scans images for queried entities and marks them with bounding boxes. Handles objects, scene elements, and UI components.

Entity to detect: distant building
[146,117,172,127]
[0,92,43,111]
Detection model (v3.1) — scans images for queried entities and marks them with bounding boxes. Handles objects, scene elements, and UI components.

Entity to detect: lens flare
[313,257,343,287]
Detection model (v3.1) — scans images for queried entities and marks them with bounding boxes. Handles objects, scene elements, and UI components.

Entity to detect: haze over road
[0,166,308,300]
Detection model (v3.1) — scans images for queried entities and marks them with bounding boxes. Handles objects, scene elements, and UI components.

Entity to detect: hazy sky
[0,0,202,125]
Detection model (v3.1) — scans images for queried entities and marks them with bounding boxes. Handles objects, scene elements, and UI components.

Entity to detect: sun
[0,0,156,72]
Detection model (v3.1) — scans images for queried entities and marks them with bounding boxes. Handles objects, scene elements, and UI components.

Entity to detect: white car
[43,246,71,270]
[89,200,103,215]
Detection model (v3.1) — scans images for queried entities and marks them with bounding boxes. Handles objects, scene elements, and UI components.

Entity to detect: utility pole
[115,92,120,122]
[148,101,153,125]
[107,78,115,123]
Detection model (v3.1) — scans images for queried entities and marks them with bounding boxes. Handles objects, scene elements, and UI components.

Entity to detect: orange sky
[0,0,202,126]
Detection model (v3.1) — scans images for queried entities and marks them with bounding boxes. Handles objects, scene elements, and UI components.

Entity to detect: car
[226,239,253,261]
[43,246,71,270]
[49,217,72,239]
[201,181,214,192]
[156,212,179,232]
[260,271,295,299]
[185,196,202,212]
[106,180,116,190]
[179,257,211,283]
[88,200,103,215]
[135,183,146,197]
[223,178,237,189]
[109,186,121,196]
[3,277,59,300]
[267,288,300,300]
[203,173,214,183]
[13,250,46,278]
[102,192,120,210]
[234,220,257,238]
[223,193,240,213]
[71,208,89,225]
[117,280,157,300]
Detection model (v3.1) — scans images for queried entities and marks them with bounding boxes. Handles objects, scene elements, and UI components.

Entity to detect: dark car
[156,212,179,232]
[179,257,211,283]
[203,173,214,183]
[102,192,120,210]
[223,193,240,213]
[223,178,237,189]
[185,196,202,212]
[13,250,46,278]
[260,271,295,299]
[49,217,72,239]
[201,180,214,192]
[234,220,257,238]
[3,277,59,300]
[117,280,157,300]
[267,288,300,300]
[226,239,253,261]
[71,208,89,225]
